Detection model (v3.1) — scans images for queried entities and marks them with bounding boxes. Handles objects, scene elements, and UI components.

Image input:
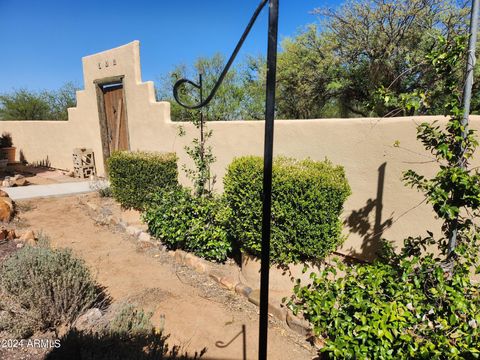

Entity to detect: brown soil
[0,165,85,187]
[9,195,315,360]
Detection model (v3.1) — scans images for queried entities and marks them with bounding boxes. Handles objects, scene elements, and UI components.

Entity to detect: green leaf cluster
[223,156,351,265]
[107,151,178,210]
[143,187,231,262]
[287,232,480,359]
[180,122,217,197]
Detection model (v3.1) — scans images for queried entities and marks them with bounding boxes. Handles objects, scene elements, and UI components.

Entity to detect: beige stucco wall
[1,41,478,259]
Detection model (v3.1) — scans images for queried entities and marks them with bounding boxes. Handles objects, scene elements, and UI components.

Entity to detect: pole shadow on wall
[345,162,393,260]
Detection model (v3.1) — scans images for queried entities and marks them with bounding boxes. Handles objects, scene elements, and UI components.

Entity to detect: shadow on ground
[46,329,207,360]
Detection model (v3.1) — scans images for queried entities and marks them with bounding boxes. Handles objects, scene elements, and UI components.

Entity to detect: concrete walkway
[2,181,95,200]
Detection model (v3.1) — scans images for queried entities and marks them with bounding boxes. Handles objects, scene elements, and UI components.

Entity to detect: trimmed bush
[0,244,109,337]
[107,151,178,210]
[223,156,351,265]
[143,188,231,262]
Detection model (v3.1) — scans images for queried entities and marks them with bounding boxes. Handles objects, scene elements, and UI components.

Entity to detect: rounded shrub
[223,156,351,265]
[107,151,178,210]
[143,187,231,262]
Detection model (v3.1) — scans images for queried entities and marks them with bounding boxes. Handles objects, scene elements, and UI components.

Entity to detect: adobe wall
[1,41,478,259]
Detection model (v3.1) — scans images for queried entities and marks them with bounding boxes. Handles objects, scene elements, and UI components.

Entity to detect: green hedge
[143,188,231,262]
[223,156,351,265]
[107,151,178,210]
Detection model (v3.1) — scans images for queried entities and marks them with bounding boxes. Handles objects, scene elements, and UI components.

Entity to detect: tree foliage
[159,0,473,120]
[0,82,79,120]
[277,0,471,118]
[157,53,265,121]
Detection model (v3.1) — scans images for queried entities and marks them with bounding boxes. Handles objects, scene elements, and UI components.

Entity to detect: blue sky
[0,0,341,93]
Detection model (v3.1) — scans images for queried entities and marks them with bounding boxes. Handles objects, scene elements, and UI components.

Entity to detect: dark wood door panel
[103,85,128,153]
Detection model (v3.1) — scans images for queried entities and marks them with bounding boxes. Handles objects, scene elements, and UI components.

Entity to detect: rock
[138,232,151,242]
[137,240,155,250]
[74,308,103,332]
[126,226,141,237]
[247,289,286,321]
[247,289,261,306]
[174,250,187,264]
[25,237,37,247]
[184,253,196,268]
[86,202,98,212]
[193,260,208,274]
[235,283,253,297]
[14,178,27,187]
[0,197,13,222]
[19,230,35,243]
[2,176,15,187]
[286,310,311,337]
[219,276,237,291]
[6,229,15,241]
[16,243,24,249]
[0,190,9,197]
[0,228,7,241]
[208,270,223,283]
[13,174,24,181]
[307,335,326,350]
[1,196,13,209]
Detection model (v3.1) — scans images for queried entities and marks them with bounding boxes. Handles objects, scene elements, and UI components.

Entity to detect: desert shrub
[223,156,351,265]
[107,151,178,210]
[0,244,109,337]
[98,186,112,198]
[143,187,231,262]
[109,303,153,335]
[287,233,480,359]
[89,178,112,197]
[0,132,13,148]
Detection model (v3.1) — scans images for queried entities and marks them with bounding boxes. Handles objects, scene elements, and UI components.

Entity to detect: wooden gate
[102,84,129,153]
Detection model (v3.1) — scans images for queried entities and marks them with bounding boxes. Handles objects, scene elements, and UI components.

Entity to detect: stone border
[83,199,312,337]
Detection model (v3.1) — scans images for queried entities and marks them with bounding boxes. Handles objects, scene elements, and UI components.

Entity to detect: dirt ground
[1,165,84,186]
[12,195,316,360]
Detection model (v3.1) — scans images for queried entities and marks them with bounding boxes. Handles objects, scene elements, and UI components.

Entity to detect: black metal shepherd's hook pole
[258,1,279,359]
[172,1,279,359]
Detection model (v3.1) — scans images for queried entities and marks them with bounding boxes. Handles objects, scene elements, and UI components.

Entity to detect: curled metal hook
[173,0,268,109]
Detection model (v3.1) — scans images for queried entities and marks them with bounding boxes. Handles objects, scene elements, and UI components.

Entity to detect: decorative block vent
[72,148,96,179]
